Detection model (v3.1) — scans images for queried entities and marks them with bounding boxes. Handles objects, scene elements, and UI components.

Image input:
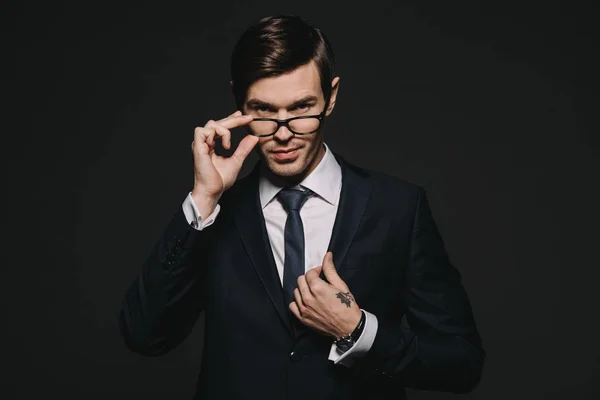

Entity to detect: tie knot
[276,187,313,212]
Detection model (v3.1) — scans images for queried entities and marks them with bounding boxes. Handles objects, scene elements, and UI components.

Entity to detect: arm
[119,110,257,356]
[350,187,485,393]
[328,310,378,367]
[118,193,221,356]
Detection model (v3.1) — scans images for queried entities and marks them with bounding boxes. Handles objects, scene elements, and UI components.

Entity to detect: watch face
[336,338,354,352]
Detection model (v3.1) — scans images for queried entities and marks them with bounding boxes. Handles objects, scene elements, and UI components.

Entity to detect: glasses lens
[248,117,321,136]
[248,120,278,136]
[289,117,320,134]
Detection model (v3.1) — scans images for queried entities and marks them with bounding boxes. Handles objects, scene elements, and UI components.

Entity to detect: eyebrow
[246,95,319,110]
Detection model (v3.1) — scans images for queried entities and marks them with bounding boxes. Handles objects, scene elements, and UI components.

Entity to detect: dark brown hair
[230,15,335,109]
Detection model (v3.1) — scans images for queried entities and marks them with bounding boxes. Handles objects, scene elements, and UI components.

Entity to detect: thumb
[322,252,348,291]
[232,134,259,164]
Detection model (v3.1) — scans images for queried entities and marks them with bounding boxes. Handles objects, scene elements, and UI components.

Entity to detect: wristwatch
[334,310,366,353]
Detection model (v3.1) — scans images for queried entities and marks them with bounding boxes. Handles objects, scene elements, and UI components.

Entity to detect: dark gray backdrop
[4,0,599,399]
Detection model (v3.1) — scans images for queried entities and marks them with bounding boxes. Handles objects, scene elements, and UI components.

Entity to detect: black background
[3,0,599,399]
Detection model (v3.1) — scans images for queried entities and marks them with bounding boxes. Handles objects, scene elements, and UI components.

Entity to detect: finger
[199,119,221,147]
[313,265,323,277]
[322,252,349,291]
[205,120,232,150]
[305,267,327,295]
[194,125,216,149]
[231,134,259,164]
[219,114,254,130]
[293,288,306,316]
[297,275,313,304]
[191,137,216,170]
[289,301,302,320]
[217,110,242,123]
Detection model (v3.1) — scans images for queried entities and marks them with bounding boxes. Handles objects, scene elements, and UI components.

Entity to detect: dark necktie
[276,187,314,308]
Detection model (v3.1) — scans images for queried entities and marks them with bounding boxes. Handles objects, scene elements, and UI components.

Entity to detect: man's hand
[289,252,362,338]
[191,110,259,218]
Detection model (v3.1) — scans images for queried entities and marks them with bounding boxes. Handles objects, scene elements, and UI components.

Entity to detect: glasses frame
[246,109,326,137]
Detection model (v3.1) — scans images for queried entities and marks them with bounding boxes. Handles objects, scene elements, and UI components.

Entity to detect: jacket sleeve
[118,202,220,357]
[350,187,485,393]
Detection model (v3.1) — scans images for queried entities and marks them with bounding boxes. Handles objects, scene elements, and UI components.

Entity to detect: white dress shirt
[181,142,378,367]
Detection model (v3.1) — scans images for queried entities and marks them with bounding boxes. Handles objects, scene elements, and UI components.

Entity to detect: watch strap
[334,310,366,352]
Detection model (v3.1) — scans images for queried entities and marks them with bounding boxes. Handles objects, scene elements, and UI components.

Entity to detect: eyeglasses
[246,109,326,137]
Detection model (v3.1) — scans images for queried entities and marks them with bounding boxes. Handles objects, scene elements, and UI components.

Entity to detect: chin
[258,142,321,179]
[267,158,307,177]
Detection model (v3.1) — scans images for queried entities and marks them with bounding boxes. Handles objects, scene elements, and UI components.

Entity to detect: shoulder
[340,156,425,200]
[339,157,428,232]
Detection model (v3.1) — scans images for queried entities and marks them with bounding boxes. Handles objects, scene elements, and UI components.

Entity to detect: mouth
[272,147,300,161]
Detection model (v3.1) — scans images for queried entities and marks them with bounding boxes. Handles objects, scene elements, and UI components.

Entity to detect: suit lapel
[296,152,373,340]
[325,153,373,277]
[234,152,373,340]
[234,164,295,337]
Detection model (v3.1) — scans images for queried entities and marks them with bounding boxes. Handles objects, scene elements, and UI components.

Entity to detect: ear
[325,77,340,116]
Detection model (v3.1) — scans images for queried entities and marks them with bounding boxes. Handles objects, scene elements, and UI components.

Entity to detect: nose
[273,123,294,141]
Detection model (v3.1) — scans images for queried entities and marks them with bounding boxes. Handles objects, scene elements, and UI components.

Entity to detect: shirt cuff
[182,191,221,230]
[327,309,378,367]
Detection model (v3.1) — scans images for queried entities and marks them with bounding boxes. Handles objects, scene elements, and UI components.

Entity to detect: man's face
[242,61,339,180]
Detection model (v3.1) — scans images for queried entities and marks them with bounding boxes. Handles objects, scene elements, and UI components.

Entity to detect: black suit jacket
[119,152,485,399]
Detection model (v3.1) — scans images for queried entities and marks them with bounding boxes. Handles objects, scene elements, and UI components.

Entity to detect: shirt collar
[259,142,342,209]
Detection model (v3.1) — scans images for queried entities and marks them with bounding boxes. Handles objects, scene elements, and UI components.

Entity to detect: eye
[252,105,275,115]
[291,103,312,112]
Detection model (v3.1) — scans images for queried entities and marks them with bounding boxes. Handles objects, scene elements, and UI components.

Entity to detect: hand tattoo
[336,291,354,308]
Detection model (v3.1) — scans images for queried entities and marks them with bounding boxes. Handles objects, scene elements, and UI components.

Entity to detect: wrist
[341,309,363,337]
[350,310,366,339]
[190,190,221,220]
[334,310,366,353]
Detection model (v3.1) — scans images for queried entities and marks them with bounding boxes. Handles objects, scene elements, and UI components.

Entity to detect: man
[119,15,485,400]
